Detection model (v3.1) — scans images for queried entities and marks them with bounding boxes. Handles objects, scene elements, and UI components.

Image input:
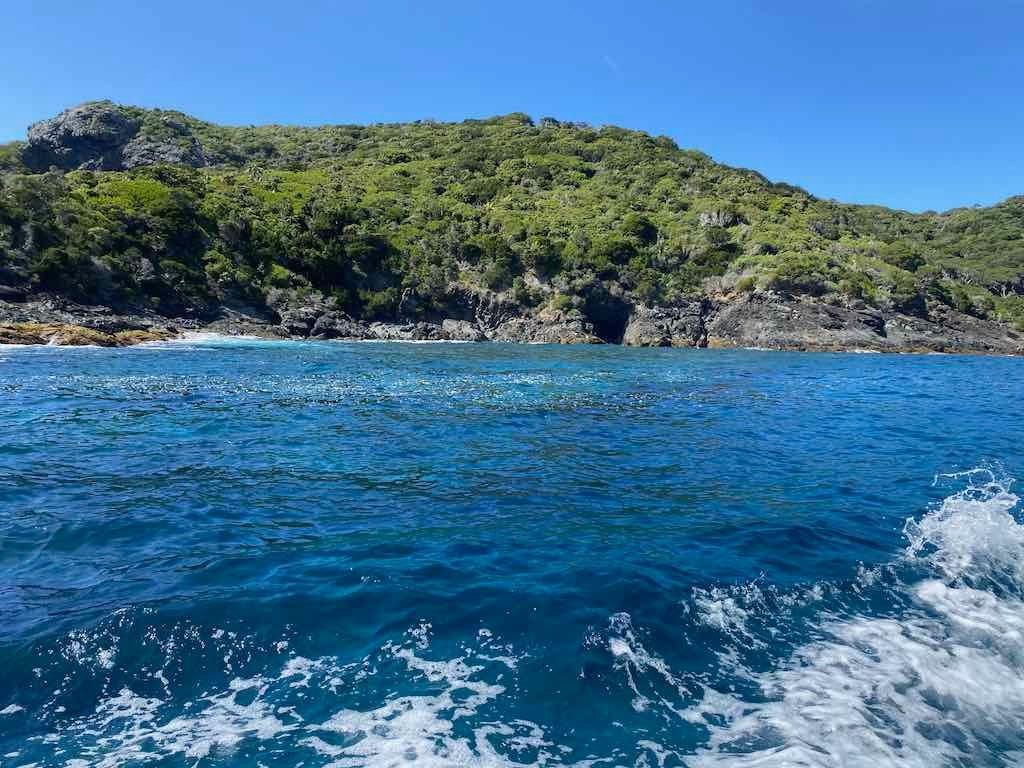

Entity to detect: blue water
[1,340,1023,767]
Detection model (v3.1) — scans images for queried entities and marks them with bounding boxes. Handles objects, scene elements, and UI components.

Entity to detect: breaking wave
[689,469,1024,767]
[5,470,1021,766]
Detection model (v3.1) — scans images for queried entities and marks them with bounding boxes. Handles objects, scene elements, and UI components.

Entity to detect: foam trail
[689,470,1024,768]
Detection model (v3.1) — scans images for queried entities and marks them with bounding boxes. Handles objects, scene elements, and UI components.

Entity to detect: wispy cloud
[603,54,623,80]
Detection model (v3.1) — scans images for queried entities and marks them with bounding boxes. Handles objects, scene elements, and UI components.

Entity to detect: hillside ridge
[0,100,1022,352]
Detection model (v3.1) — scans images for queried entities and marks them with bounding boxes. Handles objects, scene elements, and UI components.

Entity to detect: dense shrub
[0,103,1021,319]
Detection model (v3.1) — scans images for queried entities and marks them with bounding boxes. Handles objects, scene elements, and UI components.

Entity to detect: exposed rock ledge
[704,292,1024,354]
[0,291,1021,354]
[0,323,175,347]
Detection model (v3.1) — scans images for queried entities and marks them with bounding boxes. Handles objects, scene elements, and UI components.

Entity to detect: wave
[19,623,550,768]
[8,469,1023,767]
[688,468,1024,767]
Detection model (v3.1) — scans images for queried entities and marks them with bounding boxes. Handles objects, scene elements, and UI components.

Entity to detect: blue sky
[2,0,1022,212]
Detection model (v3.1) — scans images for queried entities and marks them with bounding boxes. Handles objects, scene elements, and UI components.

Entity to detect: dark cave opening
[584,290,632,343]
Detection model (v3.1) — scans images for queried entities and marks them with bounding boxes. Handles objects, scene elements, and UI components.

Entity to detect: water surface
[1,341,1022,766]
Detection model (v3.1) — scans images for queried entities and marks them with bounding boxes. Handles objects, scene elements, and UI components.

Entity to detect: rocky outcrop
[699,210,741,228]
[366,322,446,341]
[21,102,207,172]
[442,319,487,342]
[0,323,174,346]
[704,291,1024,354]
[0,295,190,333]
[882,305,1024,354]
[308,311,368,340]
[706,292,888,350]
[489,308,602,344]
[1,289,1020,354]
[23,103,137,171]
[623,302,707,347]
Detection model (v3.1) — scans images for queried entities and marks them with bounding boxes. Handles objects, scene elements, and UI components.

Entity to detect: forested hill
[1,100,1023,336]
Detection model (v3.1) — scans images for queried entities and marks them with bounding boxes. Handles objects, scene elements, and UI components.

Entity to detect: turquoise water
[1,339,1023,767]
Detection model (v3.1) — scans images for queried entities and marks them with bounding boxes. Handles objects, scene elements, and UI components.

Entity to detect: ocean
[0,338,1022,767]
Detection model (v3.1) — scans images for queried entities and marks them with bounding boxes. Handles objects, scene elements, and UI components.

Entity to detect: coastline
[2,312,1021,356]
[2,287,1022,355]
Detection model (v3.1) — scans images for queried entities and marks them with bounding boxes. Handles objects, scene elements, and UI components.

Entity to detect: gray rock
[367,322,446,341]
[705,292,891,351]
[489,309,602,344]
[704,291,1024,354]
[309,311,368,339]
[698,210,739,228]
[441,319,486,341]
[121,131,206,169]
[884,306,1024,354]
[623,303,707,347]
[277,304,323,337]
[22,102,207,172]
[24,102,138,171]
[0,296,192,333]
[444,285,521,333]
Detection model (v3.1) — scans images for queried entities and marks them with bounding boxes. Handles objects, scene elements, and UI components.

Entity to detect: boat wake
[689,469,1024,767]
[4,470,1022,767]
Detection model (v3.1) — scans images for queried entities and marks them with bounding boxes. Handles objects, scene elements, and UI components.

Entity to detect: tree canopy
[2,102,1022,328]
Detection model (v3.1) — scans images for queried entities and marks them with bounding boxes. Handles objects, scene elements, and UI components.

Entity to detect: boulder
[22,102,207,172]
[309,311,368,339]
[23,102,138,171]
[489,308,602,344]
[622,303,707,347]
[367,322,446,341]
[441,319,486,341]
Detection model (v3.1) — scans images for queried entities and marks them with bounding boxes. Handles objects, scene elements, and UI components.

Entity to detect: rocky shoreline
[1,289,1021,355]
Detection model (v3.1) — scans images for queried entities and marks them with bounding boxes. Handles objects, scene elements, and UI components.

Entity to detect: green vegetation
[2,101,1023,325]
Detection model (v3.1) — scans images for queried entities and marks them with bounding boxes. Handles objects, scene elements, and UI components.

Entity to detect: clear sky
[2,0,1022,212]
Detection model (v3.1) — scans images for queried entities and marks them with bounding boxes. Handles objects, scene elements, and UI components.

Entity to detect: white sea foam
[691,584,765,647]
[32,627,558,768]
[688,469,1024,767]
[353,337,476,344]
[19,471,1023,767]
[606,612,691,715]
[169,331,268,344]
[304,651,512,767]
[41,677,295,767]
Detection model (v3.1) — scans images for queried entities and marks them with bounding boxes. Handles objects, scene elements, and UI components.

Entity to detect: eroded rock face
[122,130,206,169]
[706,292,892,350]
[883,305,1024,354]
[22,102,207,172]
[24,103,139,171]
[703,291,1024,354]
[490,309,602,344]
[623,302,707,347]
[442,319,487,342]
[309,311,368,340]
[699,210,740,228]
[367,322,446,341]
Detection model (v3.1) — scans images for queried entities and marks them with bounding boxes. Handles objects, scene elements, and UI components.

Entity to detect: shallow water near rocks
[1,340,1023,767]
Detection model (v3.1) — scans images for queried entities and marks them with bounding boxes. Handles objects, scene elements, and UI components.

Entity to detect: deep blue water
[1,339,1023,767]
